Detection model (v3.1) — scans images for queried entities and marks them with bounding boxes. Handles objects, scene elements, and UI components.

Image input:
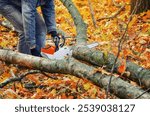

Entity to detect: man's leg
[0,3,31,54]
[30,12,46,57]
[35,12,47,49]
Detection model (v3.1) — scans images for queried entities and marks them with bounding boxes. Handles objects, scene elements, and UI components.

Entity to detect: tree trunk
[0,49,150,99]
[131,0,150,14]
[72,47,150,88]
[60,0,87,44]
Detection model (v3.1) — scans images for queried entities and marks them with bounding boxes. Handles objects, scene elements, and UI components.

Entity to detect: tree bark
[60,0,87,44]
[0,49,150,99]
[60,0,150,89]
[72,46,150,88]
[131,0,150,14]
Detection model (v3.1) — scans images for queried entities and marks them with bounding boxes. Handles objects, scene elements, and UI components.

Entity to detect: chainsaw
[41,36,99,60]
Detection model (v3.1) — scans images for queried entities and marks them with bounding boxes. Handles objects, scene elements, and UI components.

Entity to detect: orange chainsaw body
[41,46,56,55]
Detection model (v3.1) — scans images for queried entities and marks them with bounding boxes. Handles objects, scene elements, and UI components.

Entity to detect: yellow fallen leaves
[83,83,91,91]
[2,89,19,99]
[0,0,150,99]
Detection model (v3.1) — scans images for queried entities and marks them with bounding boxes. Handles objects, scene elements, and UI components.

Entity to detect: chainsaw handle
[53,35,66,51]
[53,36,60,51]
[59,35,66,48]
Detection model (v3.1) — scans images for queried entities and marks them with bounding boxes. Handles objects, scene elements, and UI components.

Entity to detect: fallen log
[1,0,149,89]
[0,49,150,99]
[0,0,150,99]
[72,46,150,88]
[59,0,150,89]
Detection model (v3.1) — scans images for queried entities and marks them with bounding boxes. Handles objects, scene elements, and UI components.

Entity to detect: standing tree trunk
[131,0,150,14]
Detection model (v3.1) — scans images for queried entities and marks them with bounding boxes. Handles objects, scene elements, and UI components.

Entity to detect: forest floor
[0,0,150,99]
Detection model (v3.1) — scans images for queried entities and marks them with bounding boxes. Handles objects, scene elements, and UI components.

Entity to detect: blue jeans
[0,0,47,54]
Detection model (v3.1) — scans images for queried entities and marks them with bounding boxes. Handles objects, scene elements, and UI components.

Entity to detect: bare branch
[135,88,150,99]
[0,70,40,88]
[112,0,122,8]
[97,4,125,21]
[88,0,97,28]
[41,72,58,80]
[106,3,135,99]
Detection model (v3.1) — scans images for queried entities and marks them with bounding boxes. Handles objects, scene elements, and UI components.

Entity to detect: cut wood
[72,46,150,88]
[0,0,150,99]
[0,49,150,99]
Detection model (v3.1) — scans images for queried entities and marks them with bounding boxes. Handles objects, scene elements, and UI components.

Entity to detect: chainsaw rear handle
[53,36,60,51]
[59,35,66,48]
[53,35,66,51]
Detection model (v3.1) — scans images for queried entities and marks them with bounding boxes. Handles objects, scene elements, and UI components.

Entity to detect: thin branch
[88,0,97,28]
[0,70,41,88]
[112,0,122,8]
[24,84,47,89]
[135,88,150,99]
[10,69,17,91]
[106,24,128,98]
[41,72,58,80]
[56,84,89,99]
[97,4,125,21]
[106,1,138,99]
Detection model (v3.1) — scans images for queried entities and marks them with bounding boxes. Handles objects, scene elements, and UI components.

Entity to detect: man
[0,0,59,56]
